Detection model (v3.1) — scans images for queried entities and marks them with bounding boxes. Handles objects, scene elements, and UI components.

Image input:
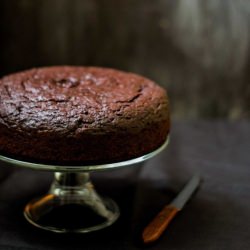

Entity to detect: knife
[142,173,201,244]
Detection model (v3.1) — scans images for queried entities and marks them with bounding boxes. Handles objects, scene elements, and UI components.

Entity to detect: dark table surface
[0,120,249,250]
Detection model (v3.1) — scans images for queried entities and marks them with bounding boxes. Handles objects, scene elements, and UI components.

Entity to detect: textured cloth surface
[0,121,249,250]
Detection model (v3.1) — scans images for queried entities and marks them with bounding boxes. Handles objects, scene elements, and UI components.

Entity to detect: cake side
[0,66,170,165]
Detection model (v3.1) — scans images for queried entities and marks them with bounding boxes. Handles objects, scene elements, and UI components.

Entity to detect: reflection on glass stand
[0,137,168,233]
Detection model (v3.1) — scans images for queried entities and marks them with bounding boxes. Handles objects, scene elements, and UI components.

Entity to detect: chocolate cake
[0,66,170,165]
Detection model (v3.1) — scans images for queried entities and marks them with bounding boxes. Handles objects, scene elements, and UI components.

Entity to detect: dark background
[0,0,249,119]
[0,2,250,250]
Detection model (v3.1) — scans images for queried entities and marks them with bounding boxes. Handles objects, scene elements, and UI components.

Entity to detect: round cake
[0,66,170,165]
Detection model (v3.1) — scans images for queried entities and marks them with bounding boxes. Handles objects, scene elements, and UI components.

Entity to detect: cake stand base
[0,137,169,233]
[24,172,119,233]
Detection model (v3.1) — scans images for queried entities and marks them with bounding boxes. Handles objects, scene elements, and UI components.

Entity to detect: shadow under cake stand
[0,137,168,233]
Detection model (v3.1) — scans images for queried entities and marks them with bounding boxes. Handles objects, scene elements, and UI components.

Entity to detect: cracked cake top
[0,66,168,136]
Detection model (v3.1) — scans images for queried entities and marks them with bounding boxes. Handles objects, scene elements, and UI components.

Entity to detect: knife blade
[142,173,201,244]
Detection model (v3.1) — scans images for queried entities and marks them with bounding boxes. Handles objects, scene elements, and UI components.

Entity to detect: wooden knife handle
[142,205,179,244]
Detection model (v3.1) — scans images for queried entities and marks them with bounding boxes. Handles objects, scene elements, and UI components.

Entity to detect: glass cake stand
[0,137,169,233]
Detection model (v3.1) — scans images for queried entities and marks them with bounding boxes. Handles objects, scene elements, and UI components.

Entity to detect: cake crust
[0,66,170,165]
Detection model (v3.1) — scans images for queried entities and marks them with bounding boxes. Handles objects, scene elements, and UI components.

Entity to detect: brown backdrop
[0,0,249,119]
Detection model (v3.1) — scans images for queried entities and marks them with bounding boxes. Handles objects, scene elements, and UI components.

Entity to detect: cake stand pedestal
[0,138,168,233]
